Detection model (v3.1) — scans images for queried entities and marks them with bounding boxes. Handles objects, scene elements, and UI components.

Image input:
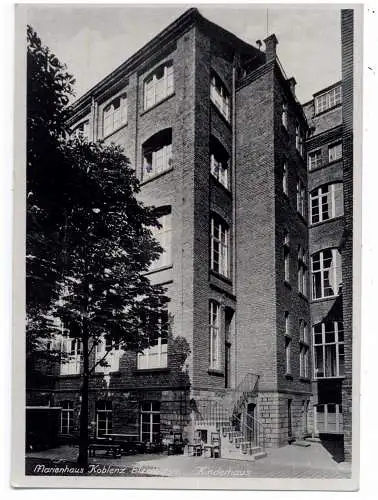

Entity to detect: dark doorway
[247,403,256,442]
[288,399,293,439]
[224,308,233,388]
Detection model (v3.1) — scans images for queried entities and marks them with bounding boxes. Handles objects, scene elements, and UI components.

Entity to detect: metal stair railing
[229,372,259,416]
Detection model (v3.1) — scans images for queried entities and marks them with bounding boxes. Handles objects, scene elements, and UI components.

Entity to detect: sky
[26,3,342,104]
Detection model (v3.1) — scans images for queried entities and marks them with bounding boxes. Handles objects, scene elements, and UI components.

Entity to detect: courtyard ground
[25,441,351,479]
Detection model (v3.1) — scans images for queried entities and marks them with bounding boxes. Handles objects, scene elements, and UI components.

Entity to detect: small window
[282,102,288,129]
[296,123,304,157]
[142,129,172,180]
[311,248,342,299]
[308,149,322,170]
[283,231,290,283]
[328,142,343,163]
[210,137,229,189]
[144,62,174,110]
[282,161,288,195]
[296,178,306,218]
[60,336,81,375]
[210,72,230,121]
[103,93,127,137]
[210,217,229,277]
[310,182,344,224]
[315,86,342,114]
[297,246,308,296]
[209,300,221,370]
[285,337,292,375]
[300,344,309,378]
[284,311,290,336]
[72,120,89,139]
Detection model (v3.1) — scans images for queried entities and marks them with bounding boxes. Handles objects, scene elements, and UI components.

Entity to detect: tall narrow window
[150,208,172,271]
[313,321,344,378]
[297,246,308,296]
[103,93,127,137]
[283,231,290,282]
[284,311,290,337]
[140,401,161,443]
[60,336,81,375]
[310,183,344,224]
[61,401,74,435]
[312,248,342,299]
[299,320,309,378]
[144,62,174,110]
[96,401,112,437]
[210,137,229,189]
[328,142,343,162]
[296,178,306,218]
[308,149,322,170]
[296,123,304,156]
[209,300,221,370]
[285,337,292,375]
[142,129,172,180]
[94,335,121,373]
[210,72,230,121]
[210,217,229,277]
[282,161,288,195]
[137,310,168,370]
[282,102,288,129]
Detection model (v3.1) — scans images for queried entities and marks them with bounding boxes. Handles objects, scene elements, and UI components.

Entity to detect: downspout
[232,54,237,389]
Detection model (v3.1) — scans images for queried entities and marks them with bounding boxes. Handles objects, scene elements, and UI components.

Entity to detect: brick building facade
[27,8,354,458]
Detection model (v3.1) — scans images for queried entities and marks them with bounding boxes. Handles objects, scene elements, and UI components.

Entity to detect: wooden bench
[88,443,122,458]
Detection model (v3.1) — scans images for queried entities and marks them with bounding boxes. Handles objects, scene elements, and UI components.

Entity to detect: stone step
[253,451,267,461]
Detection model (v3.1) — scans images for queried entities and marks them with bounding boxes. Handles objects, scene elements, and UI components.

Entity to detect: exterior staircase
[193,373,267,461]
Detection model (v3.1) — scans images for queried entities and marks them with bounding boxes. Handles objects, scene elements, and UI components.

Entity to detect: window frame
[311,248,342,300]
[96,400,112,438]
[313,321,344,379]
[149,207,172,271]
[328,142,343,163]
[282,161,288,195]
[296,178,306,218]
[210,216,230,278]
[285,336,292,375]
[143,62,174,111]
[103,92,128,137]
[283,231,290,283]
[210,72,230,122]
[314,86,342,115]
[140,401,161,443]
[137,311,169,370]
[60,400,74,435]
[310,182,344,225]
[209,300,221,371]
[297,246,308,296]
[142,129,173,181]
[308,149,322,170]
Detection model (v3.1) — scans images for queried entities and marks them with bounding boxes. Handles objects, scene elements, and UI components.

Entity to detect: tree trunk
[77,326,89,471]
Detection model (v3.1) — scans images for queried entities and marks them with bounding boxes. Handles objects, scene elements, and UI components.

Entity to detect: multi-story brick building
[26,8,353,459]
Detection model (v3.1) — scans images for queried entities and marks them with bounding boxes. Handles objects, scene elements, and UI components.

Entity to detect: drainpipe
[232,54,237,390]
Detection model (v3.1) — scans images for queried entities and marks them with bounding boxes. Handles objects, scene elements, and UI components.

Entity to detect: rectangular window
[296,178,306,218]
[60,337,81,375]
[313,321,344,378]
[103,93,127,137]
[210,153,229,189]
[314,403,343,434]
[210,218,229,277]
[285,337,292,375]
[282,102,288,129]
[143,131,172,180]
[300,345,309,378]
[209,300,221,370]
[284,311,290,337]
[140,401,161,443]
[282,161,288,195]
[72,120,90,139]
[315,86,342,114]
[144,63,174,110]
[137,311,168,370]
[150,210,172,271]
[94,336,121,373]
[296,123,304,156]
[284,232,290,282]
[297,246,308,296]
[310,183,344,224]
[312,248,342,299]
[210,73,230,121]
[61,401,74,435]
[308,149,322,170]
[328,142,343,162]
[96,401,112,438]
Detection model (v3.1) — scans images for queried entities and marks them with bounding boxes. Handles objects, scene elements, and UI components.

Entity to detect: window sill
[296,211,308,225]
[58,373,81,378]
[314,375,345,381]
[208,368,224,377]
[285,373,293,380]
[299,377,311,383]
[134,368,170,374]
[210,270,232,285]
[313,103,342,118]
[310,216,344,229]
[311,294,340,304]
[308,158,342,173]
[140,167,173,186]
[140,92,175,117]
[284,280,292,289]
[210,175,231,195]
[102,122,128,141]
[299,339,309,346]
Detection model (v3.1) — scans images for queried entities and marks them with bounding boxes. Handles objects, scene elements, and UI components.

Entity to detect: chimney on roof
[287,77,297,96]
[263,33,278,61]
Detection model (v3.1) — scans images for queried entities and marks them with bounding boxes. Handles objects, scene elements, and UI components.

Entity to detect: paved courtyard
[26,442,351,479]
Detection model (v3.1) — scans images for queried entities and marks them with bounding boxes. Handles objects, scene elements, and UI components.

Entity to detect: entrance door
[247,403,256,442]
